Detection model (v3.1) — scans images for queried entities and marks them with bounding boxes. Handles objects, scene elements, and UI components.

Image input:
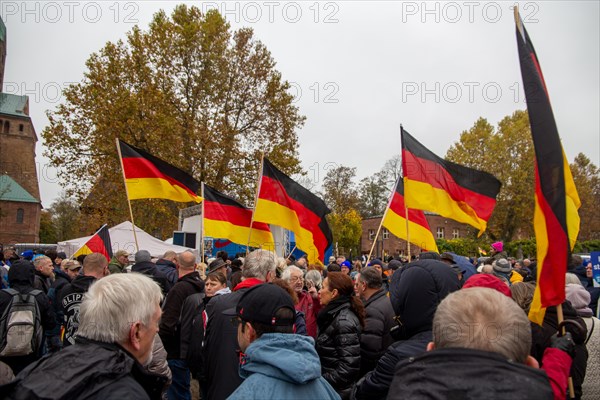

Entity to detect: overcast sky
[2,1,598,207]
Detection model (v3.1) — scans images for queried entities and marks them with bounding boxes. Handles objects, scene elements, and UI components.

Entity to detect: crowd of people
[0,243,598,399]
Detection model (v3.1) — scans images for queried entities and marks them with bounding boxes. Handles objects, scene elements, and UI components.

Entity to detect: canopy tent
[57,221,196,259]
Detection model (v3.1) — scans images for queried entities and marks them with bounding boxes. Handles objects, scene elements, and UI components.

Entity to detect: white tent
[57,221,196,259]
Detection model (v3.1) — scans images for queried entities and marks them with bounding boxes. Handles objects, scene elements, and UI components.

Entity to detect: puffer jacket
[2,337,167,399]
[359,289,395,376]
[316,298,361,399]
[228,333,340,400]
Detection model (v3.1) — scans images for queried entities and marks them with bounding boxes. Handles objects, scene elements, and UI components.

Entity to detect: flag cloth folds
[73,224,113,261]
[203,184,274,248]
[254,158,333,265]
[118,140,202,203]
[515,12,581,325]
[382,178,438,252]
[401,128,501,236]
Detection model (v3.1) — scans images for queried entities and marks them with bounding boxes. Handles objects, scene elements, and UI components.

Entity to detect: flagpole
[70,224,108,258]
[201,182,205,263]
[115,138,140,252]
[247,152,265,255]
[367,176,397,264]
[286,245,297,261]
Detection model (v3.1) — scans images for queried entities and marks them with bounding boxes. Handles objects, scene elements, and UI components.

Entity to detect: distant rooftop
[0,93,28,118]
[0,175,39,203]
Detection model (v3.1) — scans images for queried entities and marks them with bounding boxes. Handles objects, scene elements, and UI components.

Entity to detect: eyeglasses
[289,276,304,283]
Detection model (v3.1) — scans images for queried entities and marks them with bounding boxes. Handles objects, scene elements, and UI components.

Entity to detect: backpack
[0,288,43,357]
[179,291,205,379]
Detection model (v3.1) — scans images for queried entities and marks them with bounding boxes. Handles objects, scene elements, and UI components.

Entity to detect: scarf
[317,295,351,332]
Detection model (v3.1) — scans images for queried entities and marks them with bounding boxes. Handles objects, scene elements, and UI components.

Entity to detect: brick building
[0,17,42,245]
[361,213,474,258]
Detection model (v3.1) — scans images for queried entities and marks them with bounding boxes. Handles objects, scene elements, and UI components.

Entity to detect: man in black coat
[353,259,461,399]
[132,250,171,296]
[57,253,108,347]
[0,260,56,375]
[202,249,277,400]
[356,267,395,376]
[2,273,166,399]
[159,251,204,400]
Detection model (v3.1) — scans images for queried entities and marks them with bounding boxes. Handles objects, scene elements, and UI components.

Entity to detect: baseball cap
[224,284,295,326]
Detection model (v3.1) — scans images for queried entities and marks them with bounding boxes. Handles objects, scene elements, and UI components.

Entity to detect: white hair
[242,249,277,280]
[305,270,322,289]
[78,273,163,344]
[282,265,303,281]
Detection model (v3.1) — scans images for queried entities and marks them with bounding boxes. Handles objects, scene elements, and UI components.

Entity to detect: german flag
[254,158,332,265]
[514,10,581,325]
[401,128,501,236]
[203,183,274,248]
[73,224,113,261]
[118,140,202,203]
[382,178,438,252]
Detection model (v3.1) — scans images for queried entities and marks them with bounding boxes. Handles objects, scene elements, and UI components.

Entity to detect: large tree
[43,6,304,237]
[357,171,388,218]
[46,193,82,241]
[321,165,359,214]
[570,153,600,240]
[446,111,535,241]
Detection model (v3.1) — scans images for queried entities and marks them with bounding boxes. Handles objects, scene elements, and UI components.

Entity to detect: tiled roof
[0,175,39,203]
[0,93,28,118]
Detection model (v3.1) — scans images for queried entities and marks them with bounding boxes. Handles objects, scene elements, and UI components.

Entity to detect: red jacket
[296,290,320,338]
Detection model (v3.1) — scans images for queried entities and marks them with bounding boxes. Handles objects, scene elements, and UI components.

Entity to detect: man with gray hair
[203,249,277,400]
[388,287,568,399]
[4,273,167,399]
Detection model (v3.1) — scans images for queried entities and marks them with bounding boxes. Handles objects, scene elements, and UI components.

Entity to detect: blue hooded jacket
[228,333,340,400]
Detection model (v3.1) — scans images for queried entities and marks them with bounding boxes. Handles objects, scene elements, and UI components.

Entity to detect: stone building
[361,213,473,258]
[0,17,42,245]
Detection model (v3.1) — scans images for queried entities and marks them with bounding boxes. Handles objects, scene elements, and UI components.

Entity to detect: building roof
[0,93,29,118]
[0,175,39,203]
[0,16,5,42]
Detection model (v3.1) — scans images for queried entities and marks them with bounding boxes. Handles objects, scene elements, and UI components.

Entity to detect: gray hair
[33,256,51,268]
[433,287,531,363]
[305,270,322,289]
[78,273,163,344]
[359,267,383,289]
[242,249,277,280]
[282,265,303,281]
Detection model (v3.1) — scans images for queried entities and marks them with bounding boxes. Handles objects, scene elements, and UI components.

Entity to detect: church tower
[0,16,42,244]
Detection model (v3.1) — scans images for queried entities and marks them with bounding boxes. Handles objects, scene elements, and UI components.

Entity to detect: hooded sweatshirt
[228,333,340,400]
[58,275,97,347]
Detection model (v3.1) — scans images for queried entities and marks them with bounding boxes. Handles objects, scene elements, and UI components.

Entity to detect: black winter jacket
[132,261,171,296]
[388,347,553,400]
[159,271,204,360]
[57,275,97,347]
[353,331,432,400]
[316,298,361,399]
[359,289,395,376]
[203,279,263,400]
[1,337,167,400]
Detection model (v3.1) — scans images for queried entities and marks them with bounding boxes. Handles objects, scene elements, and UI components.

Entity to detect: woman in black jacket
[316,272,365,399]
